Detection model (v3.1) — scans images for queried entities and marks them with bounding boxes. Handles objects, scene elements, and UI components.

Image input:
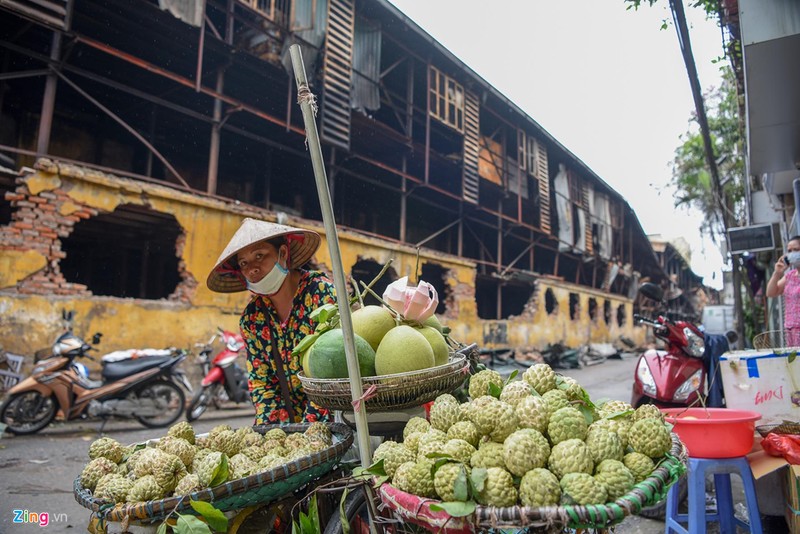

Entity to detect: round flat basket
[74,422,353,523]
[300,350,471,412]
[757,422,800,438]
[378,433,687,533]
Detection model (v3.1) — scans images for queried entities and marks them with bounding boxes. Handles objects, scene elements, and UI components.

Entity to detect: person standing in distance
[766,236,800,346]
[207,218,335,424]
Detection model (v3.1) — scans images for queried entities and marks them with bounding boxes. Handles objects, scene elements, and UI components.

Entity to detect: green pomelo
[307,329,376,379]
[423,314,445,334]
[301,348,312,377]
[417,326,449,367]
[375,325,435,376]
[351,305,396,351]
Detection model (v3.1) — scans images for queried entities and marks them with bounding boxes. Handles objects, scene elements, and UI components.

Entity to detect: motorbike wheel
[0,391,57,435]
[322,487,371,534]
[134,381,186,428]
[186,383,218,422]
[638,473,687,520]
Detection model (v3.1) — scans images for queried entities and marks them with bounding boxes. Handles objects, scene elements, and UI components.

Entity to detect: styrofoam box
[720,349,800,425]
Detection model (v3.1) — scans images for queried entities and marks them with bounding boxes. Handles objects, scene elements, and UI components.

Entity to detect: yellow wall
[0,164,642,367]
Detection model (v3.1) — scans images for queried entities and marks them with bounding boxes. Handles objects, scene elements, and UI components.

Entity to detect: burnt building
[0,0,701,355]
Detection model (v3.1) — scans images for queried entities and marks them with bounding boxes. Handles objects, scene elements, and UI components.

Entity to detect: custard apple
[403,431,424,454]
[152,453,188,493]
[208,429,242,457]
[373,441,415,477]
[195,451,228,487]
[468,369,503,398]
[284,432,311,450]
[229,453,258,479]
[474,467,517,507]
[94,473,133,503]
[469,397,518,443]
[628,418,672,458]
[88,437,124,464]
[157,436,195,468]
[258,454,287,471]
[515,395,550,433]
[499,380,534,408]
[128,475,163,502]
[519,468,561,507]
[262,428,287,443]
[623,452,655,484]
[174,473,204,496]
[80,457,118,491]
[584,426,624,464]
[557,375,585,401]
[590,417,631,449]
[594,459,635,500]
[541,389,570,415]
[632,404,665,422]
[470,441,506,469]
[304,422,333,446]
[393,461,436,498]
[433,462,471,501]
[417,431,448,462]
[502,429,550,476]
[598,400,633,419]
[442,439,476,464]
[548,438,593,479]
[430,397,461,433]
[446,421,480,447]
[560,472,608,505]
[403,417,431,439]
[522,363,557,394]
[547,406,588,445]
[167,421,196,445]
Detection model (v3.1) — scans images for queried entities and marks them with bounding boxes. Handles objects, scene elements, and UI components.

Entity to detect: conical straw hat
[207,218,321,293]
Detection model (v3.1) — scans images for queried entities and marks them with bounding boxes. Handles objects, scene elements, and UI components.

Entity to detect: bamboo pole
[289,44,372,468]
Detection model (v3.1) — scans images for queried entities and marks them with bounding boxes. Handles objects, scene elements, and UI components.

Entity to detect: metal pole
[289,45,372,468]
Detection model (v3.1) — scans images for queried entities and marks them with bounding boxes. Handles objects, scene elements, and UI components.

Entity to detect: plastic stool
[665,456,763,534]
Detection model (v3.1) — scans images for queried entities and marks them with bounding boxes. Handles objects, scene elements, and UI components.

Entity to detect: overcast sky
[387,0,728,289]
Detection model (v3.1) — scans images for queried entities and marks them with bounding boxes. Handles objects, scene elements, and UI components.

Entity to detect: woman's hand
[776,255,789,276]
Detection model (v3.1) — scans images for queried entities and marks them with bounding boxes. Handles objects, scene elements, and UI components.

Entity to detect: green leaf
[306,494,320,533]
[338,488,350,534]
[428,501,476,517]
[292,332,320,356]
[299,514,315,533]
[505,370,519,384]
[607,409,634,420]
[209,455,229,487]
[488,382,502,398]
[579,405,595,425]
[310,303,339,324]
[453,466,469,501]
[157,523,169,534]
[470,467,487,493]
[188,501,227,533]
[175,514,212,534]
[790,351,797,364]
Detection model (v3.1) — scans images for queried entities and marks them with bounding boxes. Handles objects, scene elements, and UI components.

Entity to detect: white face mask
[246,248,289,295]
[787,251,800,268]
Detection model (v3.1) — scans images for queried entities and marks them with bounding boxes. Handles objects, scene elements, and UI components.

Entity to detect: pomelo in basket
[307,329,376,379]
[416,325,449,366]
[423,314,445,334]
[351,305,396,351]
[375,325,435,375]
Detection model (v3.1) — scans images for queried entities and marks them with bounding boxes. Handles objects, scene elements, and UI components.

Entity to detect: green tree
[670,65,745,244]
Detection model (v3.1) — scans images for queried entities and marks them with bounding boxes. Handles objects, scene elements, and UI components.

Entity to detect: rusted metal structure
[0,0,704,352]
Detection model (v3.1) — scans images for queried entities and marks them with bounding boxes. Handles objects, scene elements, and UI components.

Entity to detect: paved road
[0,355,777,533]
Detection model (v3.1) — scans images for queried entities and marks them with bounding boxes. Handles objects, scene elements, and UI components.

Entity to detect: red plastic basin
[661,408,761,458]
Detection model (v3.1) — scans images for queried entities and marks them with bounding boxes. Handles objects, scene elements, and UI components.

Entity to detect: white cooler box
[720,349,800,425]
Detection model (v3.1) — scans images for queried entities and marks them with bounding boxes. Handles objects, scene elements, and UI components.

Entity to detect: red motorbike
[185,328,250,421]
[631,283,708,409]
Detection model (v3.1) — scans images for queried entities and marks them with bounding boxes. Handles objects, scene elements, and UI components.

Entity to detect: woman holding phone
[766,235,800,345]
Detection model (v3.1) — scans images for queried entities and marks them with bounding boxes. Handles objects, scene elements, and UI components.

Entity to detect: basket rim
[378,432,688,530]
[73,422,354,522]
[298,352,469,386]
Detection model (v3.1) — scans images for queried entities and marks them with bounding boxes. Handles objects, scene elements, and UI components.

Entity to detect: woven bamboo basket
[73,422,354,523]
[756,421,800,438]
[753,330,791,350]
[378,432,688,533]
[299,346,474,412]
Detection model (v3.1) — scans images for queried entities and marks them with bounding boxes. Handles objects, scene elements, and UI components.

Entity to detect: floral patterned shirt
[240,270,336,425]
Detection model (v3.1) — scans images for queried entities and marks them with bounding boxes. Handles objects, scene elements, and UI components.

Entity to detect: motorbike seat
[102,356,173,382]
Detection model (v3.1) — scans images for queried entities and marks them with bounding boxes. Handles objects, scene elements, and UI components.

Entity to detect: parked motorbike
[185,327,250,422]
[0,311,190,434]
[631,283,709,409]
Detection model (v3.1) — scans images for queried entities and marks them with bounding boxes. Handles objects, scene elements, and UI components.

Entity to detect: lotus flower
[382,276,439,321]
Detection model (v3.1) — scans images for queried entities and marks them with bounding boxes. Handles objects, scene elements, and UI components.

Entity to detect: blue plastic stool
[665,456,763,534]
